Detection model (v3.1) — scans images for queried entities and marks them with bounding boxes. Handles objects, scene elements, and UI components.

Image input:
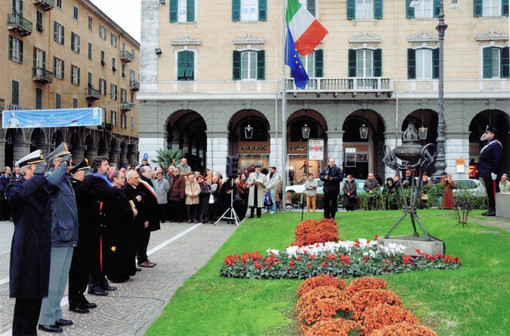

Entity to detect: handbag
[264,192,273,206]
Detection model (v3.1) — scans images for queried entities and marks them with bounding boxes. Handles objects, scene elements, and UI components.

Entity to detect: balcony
[32,67,53,84]
[120,102,132,111]
[130,80,139,91]
[85,87,100,101]
[7,13,33,36]
[285,77,394,97]
[120,50,134,63]
[33,0,54,11]
[0,98,4,111]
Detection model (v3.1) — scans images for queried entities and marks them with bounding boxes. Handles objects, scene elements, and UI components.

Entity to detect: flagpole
[281,0,288,212]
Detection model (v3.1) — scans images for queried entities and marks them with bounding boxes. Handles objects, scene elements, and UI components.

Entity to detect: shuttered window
[475,0,507,16]
[177,50,195,80]
[348,0,383,19]
[348,49,382,77]
[54,21,65,44]
[12,81,19,106]
[483,47,510,78]
[233,50,265,80]
[171,0,195,22]
[233,0,266,21]
[8,35,23,63]
[35,88,42,109]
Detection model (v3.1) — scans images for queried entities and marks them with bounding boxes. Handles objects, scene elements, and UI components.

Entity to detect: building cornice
[476,28,509,42]
[171,33,202,48]
[408,31,439,43]
[349,31,381,44]
[233,33,265,46]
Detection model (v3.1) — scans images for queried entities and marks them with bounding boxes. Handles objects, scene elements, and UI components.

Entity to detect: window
[121,88,127,102]
[99,24,107,40]
[8,36,23,63]
[88,42,92,60]
[88,16,93,30]
[409,48,438,79]
[111,33,118,48]
[71,65,80,85]
[130,69,136,82]
[232,0,267,21]
[71,32,80,53]
[99,78,106,95]
[88,72,93,86]
[73,5,79,20]
[298,0,316,16]
[112,58,116,72]
[414,0,433,17]
[72,98,78,108]
[111,84,118,100]
[12,80,19,106]
[130,93,134,103]
[55,93,61,109]
[111,111,117,127]
[347,0,383,19]
[122,64,126,77]
[170,0,195,22]
[177,50,194,80]
[33,48,46,70]
[348,48,382,77]
[482,46,509,78]
[35,88,42,109]
[233,50,265,80]
[54,21,65,44]
[120,113,127,129]
[474,0,508,16]
[101,51,106,66]
[57,0,62,9]
[36,10,44,32]
[54,57,64,79]
[130,116,134,131]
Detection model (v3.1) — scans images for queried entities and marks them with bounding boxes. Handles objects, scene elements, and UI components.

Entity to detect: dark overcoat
[138,176,161,231]
[7,175,52,298]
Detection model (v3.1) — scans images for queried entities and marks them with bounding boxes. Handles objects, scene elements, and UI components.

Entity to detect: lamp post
[244,124,253,140]
[302,123,311,177]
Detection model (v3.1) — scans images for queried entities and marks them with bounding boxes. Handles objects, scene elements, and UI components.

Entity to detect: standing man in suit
[137,166,160,267]
[265,167,281,214]
[320,158,344,219]
[479,126,503,216]
[247,165,267,218]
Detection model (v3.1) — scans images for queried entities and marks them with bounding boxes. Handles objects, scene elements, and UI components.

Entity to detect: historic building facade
[1,0,139,168]
[138,0,508,181]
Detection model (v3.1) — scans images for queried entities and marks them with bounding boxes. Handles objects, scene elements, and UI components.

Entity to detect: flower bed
[293,218,339,246]
[294,275,438,336]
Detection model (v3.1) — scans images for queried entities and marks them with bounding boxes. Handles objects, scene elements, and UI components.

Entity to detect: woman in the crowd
[207,175,221,223]
[420,174,430,208]
[198,176,210,223]
[342,175,357,211]
[383,177,398,210]
[185,175,201,223]
[440,172,456,209]
[234,173,249,221]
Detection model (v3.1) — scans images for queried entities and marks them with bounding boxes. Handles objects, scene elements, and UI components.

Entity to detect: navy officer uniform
[6,150,50,336]
[479,126,503,216]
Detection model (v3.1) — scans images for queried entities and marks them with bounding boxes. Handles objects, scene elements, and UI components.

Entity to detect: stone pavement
[0,220,237,336]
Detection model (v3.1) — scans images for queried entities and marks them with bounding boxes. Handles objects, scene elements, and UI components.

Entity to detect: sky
[90,0,141,42]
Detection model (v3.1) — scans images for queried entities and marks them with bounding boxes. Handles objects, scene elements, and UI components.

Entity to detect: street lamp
[244,124,253,140]
[359,124,369,140]
[301,124,310,140]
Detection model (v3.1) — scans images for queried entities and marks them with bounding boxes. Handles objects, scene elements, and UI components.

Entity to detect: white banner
[308,139,324,161]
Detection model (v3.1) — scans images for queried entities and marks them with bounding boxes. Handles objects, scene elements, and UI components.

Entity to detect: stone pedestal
[496,193,510,219]
[377,236,444,257]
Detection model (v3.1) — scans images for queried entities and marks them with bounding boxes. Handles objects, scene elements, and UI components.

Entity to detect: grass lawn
[145,210,510,336]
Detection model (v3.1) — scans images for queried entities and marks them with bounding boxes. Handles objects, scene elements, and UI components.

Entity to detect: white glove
[491,173,497,180]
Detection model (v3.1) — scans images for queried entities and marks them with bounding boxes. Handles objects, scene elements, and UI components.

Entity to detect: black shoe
[83,301,97,309]
[485,211,496,216]
[88,289,108,296]
[136,267,142,272]
[38,325,63,333]
[69,306,89,313]
[108,277,129,283]
[102,285,117,291]
[55,319,73,326]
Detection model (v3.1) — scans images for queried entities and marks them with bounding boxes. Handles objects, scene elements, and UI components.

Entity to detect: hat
[46,142,71,162]
[485,125,498,134]
[502,173,508,178]
[69,158,89,174]
[255,164,262,168]
[441,171,448,176]
[15,150,44,168]
[270,166,276,170]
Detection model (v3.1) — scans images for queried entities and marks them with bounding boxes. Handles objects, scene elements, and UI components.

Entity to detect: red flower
[363,256,370,262]
[253,260,262,269]
[297,256,301,261]
[402,255,413,267]
[354,240,361,247]
[340,255,350,266]
[309,254,316,261]
[321,262,328,267]
[326,254,337,261]
[374,234,380,240]
[289,260,295,269]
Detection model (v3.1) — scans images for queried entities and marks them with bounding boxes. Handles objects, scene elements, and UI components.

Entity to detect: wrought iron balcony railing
[120,102,132,111]
[32,67,54,84]
[33,0,54,11]
[85,87,101,101]
[130,80,139,91]
[7,13,33,36]
[120,50,134,63]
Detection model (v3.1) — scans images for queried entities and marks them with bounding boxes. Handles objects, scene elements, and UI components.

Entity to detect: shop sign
[238,142,270,154]
[308,139,324,161]
[288,142,307,154]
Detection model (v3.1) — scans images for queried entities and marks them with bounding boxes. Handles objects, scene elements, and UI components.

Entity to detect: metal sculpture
[382,122,437,239]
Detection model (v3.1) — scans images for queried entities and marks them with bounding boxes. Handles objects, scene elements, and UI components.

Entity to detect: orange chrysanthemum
[351,289,403,319]
[298,298,356,332]
[360,304,419,334]
[344,277,389,297]
[298,274,348,297]
[296,285,349,313]
[369,322,438,336]
[303,318,364,336]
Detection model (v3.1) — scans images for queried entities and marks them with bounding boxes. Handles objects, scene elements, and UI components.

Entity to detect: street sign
[308,139,324,161]
[143,153,149,160]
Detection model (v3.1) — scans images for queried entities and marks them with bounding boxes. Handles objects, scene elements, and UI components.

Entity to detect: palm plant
[152,148,184,172]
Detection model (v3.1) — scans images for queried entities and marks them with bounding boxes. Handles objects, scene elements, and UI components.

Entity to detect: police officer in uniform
[479,126,503,216]
[6,151,50,336]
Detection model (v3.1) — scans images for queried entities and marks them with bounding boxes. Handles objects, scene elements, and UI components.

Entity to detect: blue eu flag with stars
[285,28,309,89]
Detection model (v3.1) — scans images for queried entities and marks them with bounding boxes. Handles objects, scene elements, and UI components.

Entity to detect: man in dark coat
[319,157,344,219]
[479,126,503,216]
[137,166,160,267]
[168,167,185,222]
[7,150,50,336]
[0,166,12,220]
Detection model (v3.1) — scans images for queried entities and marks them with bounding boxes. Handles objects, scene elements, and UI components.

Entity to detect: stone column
[206,131,228,176]
[269,131,283,172]
[13,141,30,162]
[445,131,470,180]
[138,137,165,166]
[326,131,344,167]
[0,140,6,168]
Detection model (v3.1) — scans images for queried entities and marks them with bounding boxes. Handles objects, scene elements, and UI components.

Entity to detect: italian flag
[286,0,328,56]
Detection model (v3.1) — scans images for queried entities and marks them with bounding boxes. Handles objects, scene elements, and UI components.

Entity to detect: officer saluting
[479,126,503,216]
[6,150,50,336]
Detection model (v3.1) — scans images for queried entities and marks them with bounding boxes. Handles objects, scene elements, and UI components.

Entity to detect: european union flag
[285,28,309,89]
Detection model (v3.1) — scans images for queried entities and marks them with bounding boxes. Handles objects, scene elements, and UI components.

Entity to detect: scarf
[139,179,157,199]
[93,172,113,187]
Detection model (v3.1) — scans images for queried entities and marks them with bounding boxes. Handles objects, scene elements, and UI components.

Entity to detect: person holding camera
[319,158,344,219]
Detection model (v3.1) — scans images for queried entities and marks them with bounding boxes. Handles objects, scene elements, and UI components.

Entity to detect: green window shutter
[185,51,194,78]
[473,0,483,16]
[259,0,267,21]
[307,0,316,16]
[407,49,416,79]
[8,36,13,60]
[482,47,493,78]
[503,0,509,16]
[374,49,382,77]
[257,50,265,80]
[374,0,383,19]
[501,47,509,78]
[187,0,195,22]
[20,40,23,63]
[347,0,356,19]
[54,21,58,41]
[62,26,64,45]
[432,48,439,79]
[170,0,177,22]
[233,50,241,80]
[12,81,19,105]
[315,49,323,77]
[433,0,441,17]
[33,47,37,69]
[178,51,186,78]
[406,0,415,18]
[348,49,356,77]
[232,0,240,21]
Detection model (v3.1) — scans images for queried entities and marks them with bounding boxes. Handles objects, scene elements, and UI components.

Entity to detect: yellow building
[139,0,509,180]
[1,0,139,167]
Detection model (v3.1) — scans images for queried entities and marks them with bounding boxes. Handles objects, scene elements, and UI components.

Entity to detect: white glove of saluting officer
[491,173,498,180]
[34,162,47,175]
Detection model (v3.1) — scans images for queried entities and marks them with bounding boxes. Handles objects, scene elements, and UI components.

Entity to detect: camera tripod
[215,180,240,226]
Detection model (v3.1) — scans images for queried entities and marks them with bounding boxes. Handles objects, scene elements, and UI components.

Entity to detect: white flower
[266,249,280,256]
